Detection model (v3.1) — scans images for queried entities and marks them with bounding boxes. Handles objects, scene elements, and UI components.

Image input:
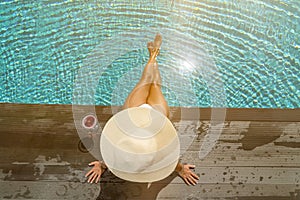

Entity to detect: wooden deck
[0,103,299,199]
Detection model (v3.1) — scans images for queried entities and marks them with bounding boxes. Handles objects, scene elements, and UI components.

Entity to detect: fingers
[86,161,103,183]
[89,161,99,166]
[183,176,198,186]
[90,172,98,183]
[87,173,94,183]
[86,168,100,183]
[184,174,198,186]
[187,164,196,169]
[85,168,93,177]
[188,165,199,181]
[96,174,101,183]
[183,177,191,186]
[87,172,100,183]
[191,171,200,180]
[188,175,198,186]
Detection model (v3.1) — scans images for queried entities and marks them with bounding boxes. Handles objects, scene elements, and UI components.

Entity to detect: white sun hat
[100,106,180,183]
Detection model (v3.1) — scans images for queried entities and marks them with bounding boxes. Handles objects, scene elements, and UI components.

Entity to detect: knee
[140,74,152,85]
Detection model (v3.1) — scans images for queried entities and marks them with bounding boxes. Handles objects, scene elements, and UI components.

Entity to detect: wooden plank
[0,180,100,199]
[0,103,300,199]
[175,167,300,185]
[157,183,300,199]
[1,180,299,200]
[1,121,299,169]
[2,152,298,184]
[175,120,300,167]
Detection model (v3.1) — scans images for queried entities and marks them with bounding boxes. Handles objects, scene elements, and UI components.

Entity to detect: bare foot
[153,33,162,49]
[149,33,162,60]
[147,41,154,58]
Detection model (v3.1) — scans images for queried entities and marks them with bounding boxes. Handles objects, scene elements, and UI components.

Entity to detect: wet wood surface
[0,103,299,199]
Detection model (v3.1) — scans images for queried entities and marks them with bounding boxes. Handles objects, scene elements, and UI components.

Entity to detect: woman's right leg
[147,61,170,118]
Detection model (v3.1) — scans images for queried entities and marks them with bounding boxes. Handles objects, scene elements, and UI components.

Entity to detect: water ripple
[0,0,299,108]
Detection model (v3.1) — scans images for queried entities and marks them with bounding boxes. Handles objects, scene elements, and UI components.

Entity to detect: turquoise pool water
[0,0,299,108]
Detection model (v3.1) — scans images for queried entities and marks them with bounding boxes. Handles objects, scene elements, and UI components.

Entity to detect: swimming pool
[0,0,299,108]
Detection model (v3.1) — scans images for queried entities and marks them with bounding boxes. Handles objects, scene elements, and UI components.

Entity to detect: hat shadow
[96,170,178,200]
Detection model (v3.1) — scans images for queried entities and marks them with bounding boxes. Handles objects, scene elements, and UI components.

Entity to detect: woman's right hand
[85,161,106,183]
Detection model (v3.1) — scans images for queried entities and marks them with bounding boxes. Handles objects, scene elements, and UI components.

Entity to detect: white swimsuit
[139,104,153,109]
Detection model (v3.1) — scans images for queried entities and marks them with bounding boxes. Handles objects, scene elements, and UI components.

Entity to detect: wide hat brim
[100,107,180,183]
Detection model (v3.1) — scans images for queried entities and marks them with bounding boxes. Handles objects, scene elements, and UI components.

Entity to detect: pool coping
[1,103,299,122]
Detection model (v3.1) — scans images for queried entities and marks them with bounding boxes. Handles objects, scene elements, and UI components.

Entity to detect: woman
[86,34,199,186]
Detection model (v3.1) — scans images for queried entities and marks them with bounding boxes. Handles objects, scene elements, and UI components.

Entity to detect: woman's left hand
[178,164,199,186]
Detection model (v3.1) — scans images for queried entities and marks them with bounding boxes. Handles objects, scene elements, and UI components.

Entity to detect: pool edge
[1,103,299,122]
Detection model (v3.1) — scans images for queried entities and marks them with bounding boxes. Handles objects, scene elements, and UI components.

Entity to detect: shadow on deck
[0,103,299,199]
